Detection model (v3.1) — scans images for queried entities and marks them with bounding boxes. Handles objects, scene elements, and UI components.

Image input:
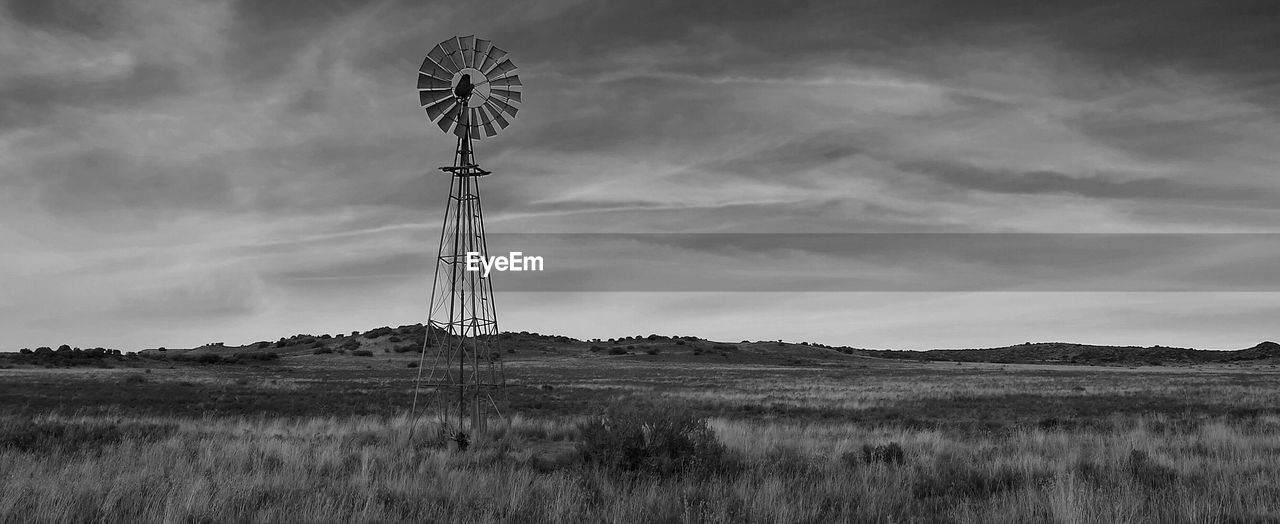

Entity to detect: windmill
[411,35,522,447]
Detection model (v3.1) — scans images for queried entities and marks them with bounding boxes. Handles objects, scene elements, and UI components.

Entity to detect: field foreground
[2,350,1280,522]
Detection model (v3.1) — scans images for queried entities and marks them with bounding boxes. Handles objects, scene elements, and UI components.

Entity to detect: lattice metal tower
[411,35,522,445]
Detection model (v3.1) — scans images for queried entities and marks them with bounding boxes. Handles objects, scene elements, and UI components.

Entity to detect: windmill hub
[451,69,489,107]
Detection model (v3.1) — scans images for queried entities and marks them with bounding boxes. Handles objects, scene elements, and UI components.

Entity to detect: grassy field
[2,345,1280,522]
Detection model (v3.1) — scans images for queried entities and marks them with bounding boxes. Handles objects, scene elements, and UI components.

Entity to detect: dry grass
[2,412,1279,522]
[3,357,1280,522]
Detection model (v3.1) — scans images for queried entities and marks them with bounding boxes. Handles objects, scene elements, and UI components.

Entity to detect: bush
[912,452,1045,500]
[645,348,661,355]
[363,327,394,339]
[340,340,361,351]
[576,404,739,479]
[608,348,628,355]
[711,343,738,351]
[589,345,603,352]
[313,347,334,355]
[862,442,906,465]
[351,349,374,357]
[406,362,419,368]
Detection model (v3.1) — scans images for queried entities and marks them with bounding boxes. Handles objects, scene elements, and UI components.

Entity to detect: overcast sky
[2,0,1278,351]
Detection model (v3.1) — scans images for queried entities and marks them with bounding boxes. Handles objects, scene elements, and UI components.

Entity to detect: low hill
[6,324,1276,369]
[862,341,1280,366]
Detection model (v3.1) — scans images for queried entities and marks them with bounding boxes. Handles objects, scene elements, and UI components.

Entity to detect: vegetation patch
[0,418,177,453]
[575,404,741,479]
[912,453,1045,500]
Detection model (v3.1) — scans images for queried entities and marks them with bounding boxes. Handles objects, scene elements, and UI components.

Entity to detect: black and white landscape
[2,1,1279,522]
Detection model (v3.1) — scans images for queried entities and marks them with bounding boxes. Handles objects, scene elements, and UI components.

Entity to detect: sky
[1,0,1278,351]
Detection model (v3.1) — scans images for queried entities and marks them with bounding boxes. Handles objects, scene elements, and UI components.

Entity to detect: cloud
[897,160,1276,206]
[14,148,236,228]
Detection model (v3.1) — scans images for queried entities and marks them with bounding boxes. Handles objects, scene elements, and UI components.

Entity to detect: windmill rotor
[417,35,522,139]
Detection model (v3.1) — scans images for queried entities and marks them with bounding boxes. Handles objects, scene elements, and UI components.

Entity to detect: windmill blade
[454,120,469,138]
[490,88,521,102]
[419,57,452,81]
[488,96,519,117]
[489,75,522,88]
[459,35,476,68]
[482,120,498,138]
[479,46,507,75]
[439,36,463,69]
[485,58,516,78]
[437,102,462,133]
[424,96,456,120]
[427,45,457,74]
[417,73,450,90]
[474,39,492,66]
[419,89,451,108]
[467,108,485,138]
[482,101,510,129]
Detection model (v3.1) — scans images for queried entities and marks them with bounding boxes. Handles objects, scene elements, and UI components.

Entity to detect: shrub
[363,327,394,339]
[589,345,603,352]
[313,347,334,355]
[862,442,906,465]
[406,362,419,368]
[711,343,737,351]
[340,340,361,351]
[626,345,635,350]
[675,340,685,345]
[576,404,739,479]
[389,336,401,343]
[645,348,661,355]
[19,348,32,355]
[351,349,374,357]
[608,348,628,355]
[912,453,1046,500]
